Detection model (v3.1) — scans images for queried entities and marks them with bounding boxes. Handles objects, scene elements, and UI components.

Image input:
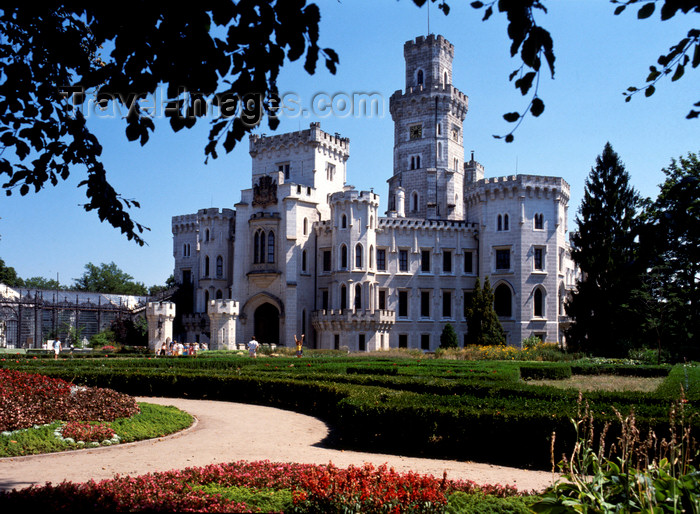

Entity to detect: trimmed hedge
[520,364,572,381]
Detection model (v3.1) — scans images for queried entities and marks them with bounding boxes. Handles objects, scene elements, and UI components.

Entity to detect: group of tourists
[158,340,207,357]
[245,333,304,358]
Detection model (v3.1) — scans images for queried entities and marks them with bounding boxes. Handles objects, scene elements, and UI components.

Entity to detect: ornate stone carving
[253,175,277,206]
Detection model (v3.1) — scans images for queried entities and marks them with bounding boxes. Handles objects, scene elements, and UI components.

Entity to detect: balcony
[311,308,396,332]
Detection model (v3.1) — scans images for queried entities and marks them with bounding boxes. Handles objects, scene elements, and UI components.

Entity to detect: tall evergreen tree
[566,143,642,356]
[465,277,506,346]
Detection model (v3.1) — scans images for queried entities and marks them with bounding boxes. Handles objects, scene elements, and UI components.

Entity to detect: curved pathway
[0,397,556,493]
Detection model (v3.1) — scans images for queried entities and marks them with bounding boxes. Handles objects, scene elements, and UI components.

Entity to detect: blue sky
[1,0,698,288]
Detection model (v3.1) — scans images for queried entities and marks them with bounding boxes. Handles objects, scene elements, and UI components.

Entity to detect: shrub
[440,323,459,349]
[520,365,572,381]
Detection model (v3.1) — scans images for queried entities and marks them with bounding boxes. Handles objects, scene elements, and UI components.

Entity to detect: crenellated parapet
[311,308,396,332]
[250,122,349,160]
[465,174,571,208]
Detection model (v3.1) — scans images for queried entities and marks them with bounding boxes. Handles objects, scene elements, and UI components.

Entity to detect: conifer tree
[566,142,641,356]
[465,277,506,346]
[439,323,459,349]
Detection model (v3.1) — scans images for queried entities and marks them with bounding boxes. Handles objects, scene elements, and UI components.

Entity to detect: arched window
[341,215,347,229]
[260,230,266,263]
[534,288,545,318]
[253,232,260,263]
[267,231,275,263]
[355,283,362,310]
[340,244,348,269]
[355,243,363,269]
[369,245,374,269]
[534,213,544,230]
[216,289,223,299]
[494,284,512,317]
[216,255,223,278]
[497,214,502,231]
[340,284,347,310]
[504,214,510,231]
[205,229,210,242]
[444,70,448,87]
[416,155,421,168]
[417,69,424,87]
[204,256,210,277]
[302,249,307,272]
[204,290,209,306]
[412,192,419,211]
[437,142,442,161]
[303,217,308,235]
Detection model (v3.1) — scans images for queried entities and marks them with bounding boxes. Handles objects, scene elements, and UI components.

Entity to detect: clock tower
[388,34,469,220]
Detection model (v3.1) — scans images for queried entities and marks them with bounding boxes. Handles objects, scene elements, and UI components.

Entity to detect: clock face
[410,125,422,140]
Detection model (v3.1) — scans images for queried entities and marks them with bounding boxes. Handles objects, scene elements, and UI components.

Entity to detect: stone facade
[171,34,578,351]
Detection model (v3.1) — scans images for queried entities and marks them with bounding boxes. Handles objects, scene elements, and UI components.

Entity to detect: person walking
[53,339,61,360]
[247,336,259,358]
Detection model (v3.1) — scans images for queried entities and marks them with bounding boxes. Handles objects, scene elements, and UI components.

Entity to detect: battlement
[249,122,349,157]
[146,302,176,319]
[208,299,239,316]
[404,34,454,57]
[197,208,235,221]
[465,174,571,203]
[390,84,468,106]
[330,188,380,206]
[378,217,478,231]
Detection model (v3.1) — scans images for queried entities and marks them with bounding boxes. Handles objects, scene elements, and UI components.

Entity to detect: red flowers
[0,369,139,432]
[0,460,522,512]
[61,421,116,443]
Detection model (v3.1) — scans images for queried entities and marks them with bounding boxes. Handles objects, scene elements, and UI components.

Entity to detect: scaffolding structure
[0,284,150,349]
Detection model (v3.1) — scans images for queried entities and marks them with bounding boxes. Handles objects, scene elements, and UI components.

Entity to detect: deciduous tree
[73,262,148,295]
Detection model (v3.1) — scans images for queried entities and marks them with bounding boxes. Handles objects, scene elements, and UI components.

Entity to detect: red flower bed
[0,460,523,512]
[0,369,139,431]
[61,421,116,443]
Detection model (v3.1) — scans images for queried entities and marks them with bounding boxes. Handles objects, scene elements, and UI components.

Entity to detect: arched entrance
[254,303,279,346]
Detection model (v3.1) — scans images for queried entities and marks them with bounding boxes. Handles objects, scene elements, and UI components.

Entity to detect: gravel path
[0,397,556,493]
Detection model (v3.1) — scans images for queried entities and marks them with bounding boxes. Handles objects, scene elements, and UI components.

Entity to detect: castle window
[442,290,452,318]
[464,251,474,274]
[443,250,453,273]
[204,256,210,277]
[378,289,387,309]
[302,249,307,272]
[504,214,509,231]
[497,215,502,231]
[416,69,424,87]
[321,289,329,310]
[444,70,448,87]
[377,249,386,271]
[216,289,223,300]
[341,214,347,229]
[216,255,223,278]
[421,250,431,273]
[340,284,347,310]
[205,229,210,242]
[398,290,409,317]
[359,333,366,352]
[355,283,362,309]
[303,217,308,235]
[326,162,335,181]
[340,244,348,269]
[421,290,431,318]
[412,191,419,211]
[278,162,290,179]
[369,245,374,269]
[421,334,430,350]
[267,231,275,263]
[534,213,544,230]
[322,250,331,272]
[495,248,511,271]
[534,287,545,318]
[494,284,512,317]
[399,334,408,348]
[183,243,190,257]
[534,247,545,271]
[399,249,409,272]
[355,243,363,269]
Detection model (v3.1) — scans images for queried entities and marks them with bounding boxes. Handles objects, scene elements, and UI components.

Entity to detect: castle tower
[388,35,469,221]
[146,302,176,353]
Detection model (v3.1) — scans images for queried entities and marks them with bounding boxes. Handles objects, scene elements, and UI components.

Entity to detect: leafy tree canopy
[73,262,148,295]
[0,258,22,287]
[1,0,696,246]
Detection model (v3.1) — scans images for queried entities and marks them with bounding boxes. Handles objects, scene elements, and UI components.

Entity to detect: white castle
[171,34,578,351]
